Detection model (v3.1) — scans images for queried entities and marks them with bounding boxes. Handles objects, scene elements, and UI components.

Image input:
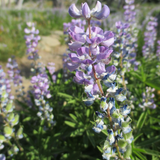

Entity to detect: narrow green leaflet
[133,150,147,160]
[136,111,147,133]
[57,92,73,99]
[136,135,160,147]
[86,131,95,147]
[65,121,76,128]
[134,147,160,157]
[69,113,77,122]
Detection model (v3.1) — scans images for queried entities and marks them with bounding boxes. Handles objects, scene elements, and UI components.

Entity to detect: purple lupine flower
[67,2,133,159]
[30,73,55,125]
[31,74,51,99]
[24,22,41,74]
[156,40,160,60]
[6,57,23,87]
[124,0,136,23]
[142,17,158,58]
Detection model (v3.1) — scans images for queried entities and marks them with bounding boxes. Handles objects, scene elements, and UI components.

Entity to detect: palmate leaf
[133,150,147,160]
[70,128,85,137]
[150,125,160,130]
[97,146,103,153]
[136,135,160,147]
[134,147,160,157]
[57,92,73,99]
[69,113,77,122]
[136,111,148,133]
[145,79,160,90]
[86,130,95,147]
[133,133,143,142]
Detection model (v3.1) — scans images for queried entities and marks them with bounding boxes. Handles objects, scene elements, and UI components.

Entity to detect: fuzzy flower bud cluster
[67,1,133,159]
[139,87,156,110]
[0,65,23,158]
[142,17,158,59]
[31,74,55,126]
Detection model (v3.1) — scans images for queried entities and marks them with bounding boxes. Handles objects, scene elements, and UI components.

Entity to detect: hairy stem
[87,18,123,160]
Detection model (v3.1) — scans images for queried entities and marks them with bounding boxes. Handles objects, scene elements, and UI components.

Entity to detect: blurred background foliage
[0,0,160,61]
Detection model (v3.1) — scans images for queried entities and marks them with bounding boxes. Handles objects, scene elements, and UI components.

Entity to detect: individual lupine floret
[139,87,156,110]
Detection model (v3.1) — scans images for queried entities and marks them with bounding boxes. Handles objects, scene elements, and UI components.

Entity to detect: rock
[41,36,60,48]
[52,30,63,36]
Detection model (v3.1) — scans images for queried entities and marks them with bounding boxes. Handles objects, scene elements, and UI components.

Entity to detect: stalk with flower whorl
[123,0,139,71]
[24,22,41,74]
[6,56,25,99]
[31,73,55,126]
[0,65,23,158]
[142,17,158,59]
[124,0,136,24]
[67,1,133,159]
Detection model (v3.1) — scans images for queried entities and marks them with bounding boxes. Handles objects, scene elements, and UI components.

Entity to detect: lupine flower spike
[67,1,133,159]
[0,65,23,158]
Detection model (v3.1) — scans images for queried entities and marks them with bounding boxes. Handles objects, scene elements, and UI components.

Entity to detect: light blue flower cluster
[67,1,133,159]
[139,86,156,110]
[0,65,23,158]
